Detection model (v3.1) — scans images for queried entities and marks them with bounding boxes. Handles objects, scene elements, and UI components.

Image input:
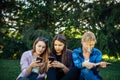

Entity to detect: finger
[53,61,58,63]
[35,60,41,63]
[33,59,36,61]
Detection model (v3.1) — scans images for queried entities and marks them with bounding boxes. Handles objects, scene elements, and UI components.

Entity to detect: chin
[37,52,42,55]
[56,51,60,53]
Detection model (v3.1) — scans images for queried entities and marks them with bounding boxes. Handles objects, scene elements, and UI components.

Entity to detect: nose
[39,46,44,50]
[55,46,60,49]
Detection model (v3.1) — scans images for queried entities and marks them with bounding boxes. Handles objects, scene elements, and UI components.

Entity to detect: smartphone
[48,56,55,63]
[36,57,43,63]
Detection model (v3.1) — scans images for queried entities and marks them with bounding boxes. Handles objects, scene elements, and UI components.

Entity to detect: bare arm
[61,64,69,73]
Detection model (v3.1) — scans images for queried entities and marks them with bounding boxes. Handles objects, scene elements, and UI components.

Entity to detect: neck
[56,52,62,55]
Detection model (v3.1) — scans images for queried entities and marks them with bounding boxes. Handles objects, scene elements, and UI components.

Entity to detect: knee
[18,77,29,80]
[47,67,56,73]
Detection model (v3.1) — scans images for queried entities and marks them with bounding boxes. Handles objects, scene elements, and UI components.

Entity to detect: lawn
[101,61,120,80]
[0,59,20,80]
[0,59,120,80]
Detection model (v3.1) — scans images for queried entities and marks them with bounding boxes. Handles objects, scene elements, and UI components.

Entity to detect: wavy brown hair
[32,37,50,73]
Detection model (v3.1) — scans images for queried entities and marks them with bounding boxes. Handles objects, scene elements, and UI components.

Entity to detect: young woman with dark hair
[46,34,79,80]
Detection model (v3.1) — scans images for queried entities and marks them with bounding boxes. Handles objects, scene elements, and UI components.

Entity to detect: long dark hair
[52,34,69,66]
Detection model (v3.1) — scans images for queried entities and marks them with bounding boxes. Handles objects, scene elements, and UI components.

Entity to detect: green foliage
[23,27,53,50]
[96,31,109,54]
[84,1,120,57]
[0,29,27,59]
[1,36,27,59]
[0,0,120,59]
[67,38,81,50]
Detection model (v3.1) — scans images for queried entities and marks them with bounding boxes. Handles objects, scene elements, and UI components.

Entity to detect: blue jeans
[80,68,102,80]
[18,72,45,80]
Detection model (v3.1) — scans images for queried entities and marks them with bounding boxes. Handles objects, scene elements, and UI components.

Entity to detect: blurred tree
[0,0,120,59]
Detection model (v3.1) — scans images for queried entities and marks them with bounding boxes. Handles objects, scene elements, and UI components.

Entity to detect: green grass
[101,61,120,80]
[0,59,20,80]
[0,59,120,80]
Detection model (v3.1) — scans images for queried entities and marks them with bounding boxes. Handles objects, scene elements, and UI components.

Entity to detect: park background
[0,0,120,80]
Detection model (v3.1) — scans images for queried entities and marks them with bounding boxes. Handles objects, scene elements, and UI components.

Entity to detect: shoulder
[21,50,32,57]
[72,47,82,53]
[66,49,72,54]
[91,48,102,55]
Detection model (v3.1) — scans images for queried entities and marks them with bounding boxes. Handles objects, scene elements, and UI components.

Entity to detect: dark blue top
[72,47,102,69]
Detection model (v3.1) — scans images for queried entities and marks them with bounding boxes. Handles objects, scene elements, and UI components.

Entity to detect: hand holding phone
[48,56,55,63]
[36,57,43,63]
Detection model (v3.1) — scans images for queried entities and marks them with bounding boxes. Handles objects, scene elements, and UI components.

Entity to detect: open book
[95,62,111,67]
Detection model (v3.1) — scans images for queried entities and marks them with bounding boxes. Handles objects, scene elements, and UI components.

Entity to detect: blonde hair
[81,31,96,43]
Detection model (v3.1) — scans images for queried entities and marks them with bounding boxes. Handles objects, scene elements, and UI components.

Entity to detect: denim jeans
[18,72,45,80]
[80,68,102,80]
[61,67,80,80]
